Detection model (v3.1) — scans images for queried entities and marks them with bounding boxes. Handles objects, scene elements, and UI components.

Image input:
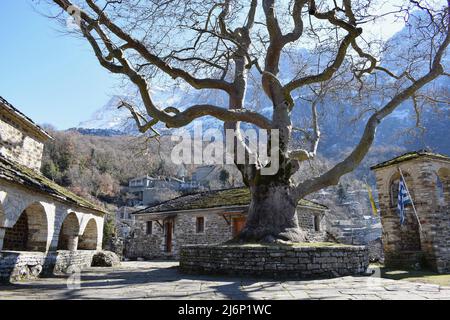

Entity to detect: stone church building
[126,188,329,259]
[371,151,449,273]
[0,96,106,281]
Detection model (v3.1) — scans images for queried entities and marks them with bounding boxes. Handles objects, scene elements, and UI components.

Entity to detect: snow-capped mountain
[77,96,135,132]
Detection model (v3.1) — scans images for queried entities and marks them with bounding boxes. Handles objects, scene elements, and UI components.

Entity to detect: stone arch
[57,212,80,251]
[436,167,450,205]
[3,202,48,252]
[389,171,414,207]
[78,218,98,250]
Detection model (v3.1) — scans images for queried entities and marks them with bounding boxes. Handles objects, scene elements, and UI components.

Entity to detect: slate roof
[370,150,450,170]
[133,187,328,215]
[0,96,53,141]
[0,155,106,214]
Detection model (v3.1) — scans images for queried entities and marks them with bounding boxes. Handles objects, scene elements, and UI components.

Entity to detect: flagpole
[398,167,423,232]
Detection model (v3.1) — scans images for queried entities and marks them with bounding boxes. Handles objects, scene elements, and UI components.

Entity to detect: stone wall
[142,188,180,207]
[297,208,327,241]
[373,157,450,273]
[126,210,233,259]
[180,244,369,278]
[126,207,329,260]
[0,250,96,283]
[0,111,45,172]
[53,250,97,274]
[125,224,165,259]
[104,236,125,260]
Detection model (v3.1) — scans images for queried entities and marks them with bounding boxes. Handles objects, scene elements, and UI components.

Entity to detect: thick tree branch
[118,101,160,136]
[218,0,233,38]
[53,0,273,130]
[245,0,258,30]
[288,89,321,161]
[285,31,360,91]
[283,0,307,44]
[285,1,363,92]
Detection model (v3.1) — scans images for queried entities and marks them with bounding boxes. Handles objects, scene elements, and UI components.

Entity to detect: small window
[313,215,320,232]
[146,221,153,235]
[196,217,204,233]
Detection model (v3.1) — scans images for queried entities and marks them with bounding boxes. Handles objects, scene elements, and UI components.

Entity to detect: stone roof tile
[133,187,328,215]
[0,96,53,141]
[370,150,450,170]
[0,155,106,214]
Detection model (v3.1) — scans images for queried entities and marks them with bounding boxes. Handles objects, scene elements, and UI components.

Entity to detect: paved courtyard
[0,261,449,300]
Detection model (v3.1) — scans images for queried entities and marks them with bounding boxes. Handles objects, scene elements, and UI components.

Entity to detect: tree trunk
[237,184,307,243]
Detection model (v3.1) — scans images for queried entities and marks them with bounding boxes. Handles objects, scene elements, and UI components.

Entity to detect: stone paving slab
[0,261,449,300]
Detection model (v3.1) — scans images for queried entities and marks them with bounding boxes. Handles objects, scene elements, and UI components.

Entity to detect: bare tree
[47,0,449,243]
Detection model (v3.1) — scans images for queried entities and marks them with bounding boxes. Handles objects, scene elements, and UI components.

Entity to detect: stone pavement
[0,261,449,300]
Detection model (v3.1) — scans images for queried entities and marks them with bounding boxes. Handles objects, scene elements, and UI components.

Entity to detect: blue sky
[0,0,120,129]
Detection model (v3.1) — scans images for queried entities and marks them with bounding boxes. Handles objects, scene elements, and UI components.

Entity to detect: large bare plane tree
[48,0,449,243]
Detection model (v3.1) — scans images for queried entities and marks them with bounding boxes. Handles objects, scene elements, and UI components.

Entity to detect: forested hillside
[40,129,243,207]
[41,129,176,206]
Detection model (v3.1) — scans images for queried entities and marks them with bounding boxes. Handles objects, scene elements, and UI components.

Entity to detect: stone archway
[3,202,48,252]
[78,219,98,250]
[57,212,80,251]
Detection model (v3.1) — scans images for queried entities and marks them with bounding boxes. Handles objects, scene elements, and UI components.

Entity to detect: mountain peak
[78,95,137,133]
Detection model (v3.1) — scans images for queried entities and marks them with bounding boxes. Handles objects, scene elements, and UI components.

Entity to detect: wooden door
[165,221,173,253]
[232,217,246,237]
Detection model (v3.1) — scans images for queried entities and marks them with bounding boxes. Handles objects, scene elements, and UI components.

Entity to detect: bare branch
[118,101,160,136]
[53,0,275,130]
[245,0,258,30]
[295,25,450,198]
[84,0,233,92]
[285,31,361,91]
[285,1,363,92]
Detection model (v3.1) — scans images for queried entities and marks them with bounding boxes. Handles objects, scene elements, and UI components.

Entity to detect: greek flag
[397,177,411,225]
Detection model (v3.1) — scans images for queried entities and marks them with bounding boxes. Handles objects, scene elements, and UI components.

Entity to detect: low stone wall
[0,250,96,283]
[53,250,97,274]
[180,244,369,279]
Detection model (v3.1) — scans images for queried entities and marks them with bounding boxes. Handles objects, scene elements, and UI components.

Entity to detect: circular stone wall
[180,244,369,278]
